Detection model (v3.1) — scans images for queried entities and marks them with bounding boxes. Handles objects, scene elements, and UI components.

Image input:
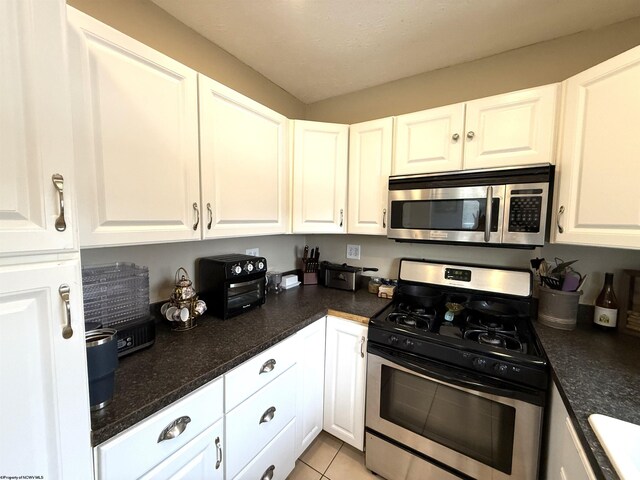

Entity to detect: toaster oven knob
[257,260,265,270]
[232,264,242,275]
[245,262,254,272]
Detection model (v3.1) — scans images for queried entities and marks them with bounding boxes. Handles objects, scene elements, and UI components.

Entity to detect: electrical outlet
[246,248,259,257]
[346,244,361,260]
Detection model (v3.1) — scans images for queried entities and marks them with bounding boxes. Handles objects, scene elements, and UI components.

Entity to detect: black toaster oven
[197,254,267,319]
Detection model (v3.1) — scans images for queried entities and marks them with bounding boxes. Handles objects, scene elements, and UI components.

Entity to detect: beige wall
[305,16,640,123]
[67,0,306,119]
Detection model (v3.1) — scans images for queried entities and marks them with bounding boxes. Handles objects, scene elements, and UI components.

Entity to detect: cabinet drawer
[232,419,296,480]
[95,377,223,480]
[226,365,297,479]
[225,334,297,412]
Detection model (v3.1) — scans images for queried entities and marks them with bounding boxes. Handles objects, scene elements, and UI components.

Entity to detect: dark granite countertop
[533,317,640,480]
[90,285,390,446]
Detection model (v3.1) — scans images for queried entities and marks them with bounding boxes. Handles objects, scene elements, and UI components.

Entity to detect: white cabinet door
[139,420,224,480]
[295,318,326,457]
[0,259,92,479]
[0,0,77,256]
[463,84,559,170]
[543,383,596,480]
[393,103,465,175]
[292,121,348,233]
[554,46,640,249]
[68,8,201,247]
[348,118,393,235]
[199,75,289,238]
[323,316,367,450]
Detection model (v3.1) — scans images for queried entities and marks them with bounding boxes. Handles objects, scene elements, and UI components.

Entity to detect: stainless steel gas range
[365,258,548,480]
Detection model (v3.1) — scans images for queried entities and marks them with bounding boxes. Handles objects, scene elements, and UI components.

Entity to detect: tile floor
[287,431,378,480]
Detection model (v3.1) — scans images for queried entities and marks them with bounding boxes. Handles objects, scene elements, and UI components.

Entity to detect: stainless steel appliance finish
[321,261,379,292]
[365,258,548,480]
[387,164,554,248]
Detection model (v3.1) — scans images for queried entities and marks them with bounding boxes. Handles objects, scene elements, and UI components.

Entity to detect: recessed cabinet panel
[464,84,558,169]
[348,118,393,235]
[0,0,76,255]
[292,121,348,233]
[68,8,200,246]
[393,104,465,175]
[199,75,289,238]
[554,46,640,249]
[0,259,92,478]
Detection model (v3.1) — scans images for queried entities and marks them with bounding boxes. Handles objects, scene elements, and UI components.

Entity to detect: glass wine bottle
[593,273,618,331]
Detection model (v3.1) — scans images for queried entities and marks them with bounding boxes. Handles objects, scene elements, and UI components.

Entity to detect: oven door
[225,276,265,317]
[366,345,543,480]
[388,185,505,244]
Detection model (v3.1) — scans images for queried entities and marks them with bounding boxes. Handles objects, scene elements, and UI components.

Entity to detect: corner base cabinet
[323,316,367,450]
[554,45,640,249]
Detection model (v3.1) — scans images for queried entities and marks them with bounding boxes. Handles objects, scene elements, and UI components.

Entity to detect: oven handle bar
[368,343,545,406]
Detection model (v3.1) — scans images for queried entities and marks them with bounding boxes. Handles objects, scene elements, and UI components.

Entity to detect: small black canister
[86,328,118,411]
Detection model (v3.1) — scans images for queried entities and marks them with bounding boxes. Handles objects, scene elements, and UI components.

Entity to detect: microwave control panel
[507,188,543,233]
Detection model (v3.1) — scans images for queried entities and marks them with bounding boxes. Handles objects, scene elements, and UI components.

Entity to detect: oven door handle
[368,343,544,406]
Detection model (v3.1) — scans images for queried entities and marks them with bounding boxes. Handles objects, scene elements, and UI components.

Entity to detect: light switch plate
[246,248,259,256]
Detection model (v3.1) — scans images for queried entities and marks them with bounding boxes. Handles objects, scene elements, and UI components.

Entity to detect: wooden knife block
[303,272,318,285]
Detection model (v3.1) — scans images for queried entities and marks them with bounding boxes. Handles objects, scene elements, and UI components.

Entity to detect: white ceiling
[150,0,640,103]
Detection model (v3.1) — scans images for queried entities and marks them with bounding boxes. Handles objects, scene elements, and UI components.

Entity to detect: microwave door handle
[484,186,493,242]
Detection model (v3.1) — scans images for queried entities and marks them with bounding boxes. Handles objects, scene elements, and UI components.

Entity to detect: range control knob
[472,357,487,369]
[403,339,415,349]
[494,363,508,374]
[232,264,242,275]
[388,335,399,345]
[245,262,254,272]
[257,260,265,270]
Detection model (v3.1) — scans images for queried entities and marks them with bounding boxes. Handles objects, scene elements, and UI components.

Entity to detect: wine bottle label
[594,306,618,328]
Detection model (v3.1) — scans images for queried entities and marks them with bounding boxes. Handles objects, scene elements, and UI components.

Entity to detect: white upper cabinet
[199,75,289,238]
[67,8,201,247]
[0,258,92,479]
[0,0,77,256]
[292,121,349,233]
[393,103,465,175]
[553,46,640,249]
[392,85,558,175]
[348,118,393,235]
[463,84,559,170]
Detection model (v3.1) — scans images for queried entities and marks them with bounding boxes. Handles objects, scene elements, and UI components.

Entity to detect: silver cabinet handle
[192,203,200,230]
[207,203,213,230]
[339,208,344,227]
[484,186,493,243]
[157,416,191,443]
[452,133,460,141]
[261,465,275,480]
[557,205,565,234]
[467,131,475,139]
[214,436,222,469]
[58,284,73,339]
[259,406,276,424]
[51,174,66,232]
[360,336,365,358]
[382,208,387,228]
[259,359,276,374]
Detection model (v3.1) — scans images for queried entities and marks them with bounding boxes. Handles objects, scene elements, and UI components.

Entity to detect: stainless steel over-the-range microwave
[387,164,555,248]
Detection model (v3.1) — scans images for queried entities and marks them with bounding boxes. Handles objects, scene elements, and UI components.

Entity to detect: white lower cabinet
[323,316,368,450]
[295,318,327,456]
[94,377,223,479]
[543,382,596,480]
[140,420,224,480]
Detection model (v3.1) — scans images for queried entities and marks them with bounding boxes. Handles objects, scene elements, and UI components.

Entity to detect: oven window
[380,365,515,474]
[391,198,500,231]
[228,278,264,309]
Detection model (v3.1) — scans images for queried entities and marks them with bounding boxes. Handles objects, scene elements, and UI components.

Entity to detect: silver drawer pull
[360,336,365,358]
[261,465,275,480]
[192,203,200,230]
[259,359,276,374]
[215,436,222,469]
[51,174,66,232]
[259,406,276,425]
[382,208,387,228]
[58,284,73,339]
[557,205,565,234]
[207,202,213,230]
[157,415,191,443]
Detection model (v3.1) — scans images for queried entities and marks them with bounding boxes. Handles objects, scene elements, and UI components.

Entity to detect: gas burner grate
[463,329,525,353]
[386,303,437,331]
